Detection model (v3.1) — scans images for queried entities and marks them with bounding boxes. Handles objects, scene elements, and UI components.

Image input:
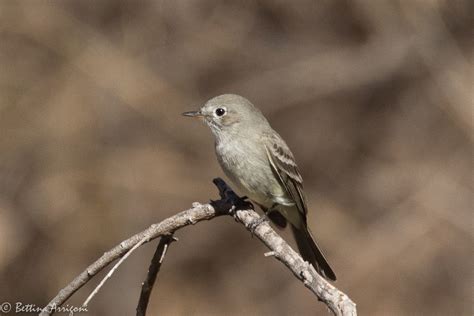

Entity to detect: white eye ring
[214,107,226,117]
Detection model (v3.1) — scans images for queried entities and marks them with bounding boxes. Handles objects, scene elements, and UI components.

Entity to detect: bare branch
[234,208,356,315]
[40,179,356,316]
[136,235,177,316]
[39,203,219,316]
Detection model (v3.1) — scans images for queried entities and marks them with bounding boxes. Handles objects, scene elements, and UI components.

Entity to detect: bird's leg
[211,178,254,215]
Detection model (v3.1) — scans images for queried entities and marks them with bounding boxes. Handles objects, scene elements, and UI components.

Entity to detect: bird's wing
[264,134,308,218]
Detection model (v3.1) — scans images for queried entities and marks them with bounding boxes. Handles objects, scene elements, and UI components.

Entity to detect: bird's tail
[291,225,337,281]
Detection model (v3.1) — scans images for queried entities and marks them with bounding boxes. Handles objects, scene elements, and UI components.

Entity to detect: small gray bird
[183,94,336,281]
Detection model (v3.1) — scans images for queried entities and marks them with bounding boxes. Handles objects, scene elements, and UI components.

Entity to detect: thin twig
[136,235,176,316]
[81,235,149,308]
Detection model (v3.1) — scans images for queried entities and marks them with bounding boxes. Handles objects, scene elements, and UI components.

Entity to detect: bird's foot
[211,178,254,215]
[232,195,253,211]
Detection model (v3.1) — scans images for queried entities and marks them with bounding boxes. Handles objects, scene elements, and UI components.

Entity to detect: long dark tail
[291,225,337,281]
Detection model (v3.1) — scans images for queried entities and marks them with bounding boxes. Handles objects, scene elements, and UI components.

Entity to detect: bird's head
[182,94,268,135]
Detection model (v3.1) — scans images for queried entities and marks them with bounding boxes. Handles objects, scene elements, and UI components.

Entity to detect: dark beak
[182,110,203,118]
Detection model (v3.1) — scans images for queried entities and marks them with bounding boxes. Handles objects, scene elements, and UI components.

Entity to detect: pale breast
[215,136,288,207]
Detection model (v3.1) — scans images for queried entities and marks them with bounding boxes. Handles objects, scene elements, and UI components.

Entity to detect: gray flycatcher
[182,94,336,281]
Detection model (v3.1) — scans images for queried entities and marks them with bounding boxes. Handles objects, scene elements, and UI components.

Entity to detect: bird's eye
[215,108,226,117]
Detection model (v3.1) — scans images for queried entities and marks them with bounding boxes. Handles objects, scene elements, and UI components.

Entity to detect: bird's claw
[233,195,253,211]
[211,178,254,214]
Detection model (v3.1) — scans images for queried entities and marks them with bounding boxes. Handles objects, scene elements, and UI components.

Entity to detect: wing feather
[264,135,308,217]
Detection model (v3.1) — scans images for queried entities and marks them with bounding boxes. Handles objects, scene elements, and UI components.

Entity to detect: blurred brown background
[0,1,471,315]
